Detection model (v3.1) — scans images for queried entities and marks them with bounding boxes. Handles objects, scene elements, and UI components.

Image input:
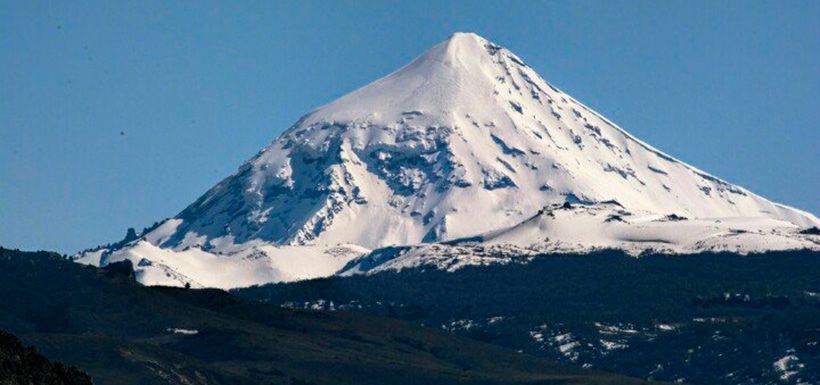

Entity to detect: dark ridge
[800,227,820,235]
[236,249,820,385]
[0,247,658,385]
[0,329,92,385]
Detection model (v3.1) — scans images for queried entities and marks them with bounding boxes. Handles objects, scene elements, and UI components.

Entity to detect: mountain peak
[448,31,483,41]
[432,32,496,69]
[294,33,511,129]
[77,34,819,288]
[443,32,487,53]
[128,33,819,252]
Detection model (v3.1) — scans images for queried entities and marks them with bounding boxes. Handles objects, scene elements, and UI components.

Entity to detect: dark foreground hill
[0,329,92,385]
[236,249,820,385]
[0,248,657,385]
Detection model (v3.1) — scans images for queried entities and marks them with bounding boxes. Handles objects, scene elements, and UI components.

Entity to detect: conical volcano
[159,32,817,250]
[77,33,819,288]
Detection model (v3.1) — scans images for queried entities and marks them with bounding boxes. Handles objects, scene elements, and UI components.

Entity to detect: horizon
[2,1,818,253]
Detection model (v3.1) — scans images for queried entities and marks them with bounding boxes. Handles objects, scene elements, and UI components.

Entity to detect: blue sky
[1,0,818,253]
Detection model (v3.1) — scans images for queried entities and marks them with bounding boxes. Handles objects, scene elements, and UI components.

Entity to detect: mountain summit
[77,33,819,288]
[163,32,816,248]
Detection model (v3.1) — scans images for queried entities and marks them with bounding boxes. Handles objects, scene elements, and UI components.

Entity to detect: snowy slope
[340,202,819,276]
[75,241,368,289]
[481,203,816,253]
[76,33,819,288]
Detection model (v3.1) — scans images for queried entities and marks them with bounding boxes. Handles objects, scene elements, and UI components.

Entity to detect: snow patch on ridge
[76,239,368,289]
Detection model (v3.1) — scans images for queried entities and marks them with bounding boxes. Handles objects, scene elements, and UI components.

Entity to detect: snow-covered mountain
[76,33,819,288]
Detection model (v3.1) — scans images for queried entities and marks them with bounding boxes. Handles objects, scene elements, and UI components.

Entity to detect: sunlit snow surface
[76,33,819,288]
[76,240,368,289]
[340,203,818,275]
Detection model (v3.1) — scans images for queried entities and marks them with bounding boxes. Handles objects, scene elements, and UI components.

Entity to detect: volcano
[77,33,819,288]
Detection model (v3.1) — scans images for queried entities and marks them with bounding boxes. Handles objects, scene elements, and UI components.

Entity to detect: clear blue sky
[2,0,818,253]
